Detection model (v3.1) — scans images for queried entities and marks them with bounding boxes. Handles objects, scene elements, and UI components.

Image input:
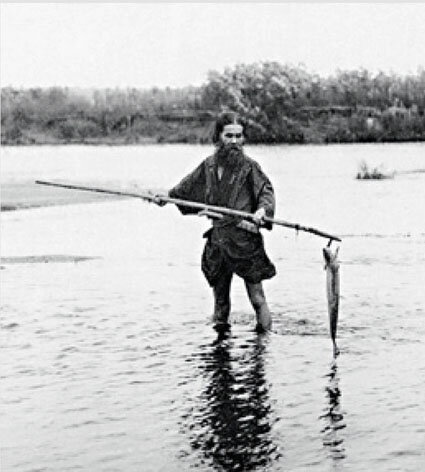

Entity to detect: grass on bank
[356,160,395,180]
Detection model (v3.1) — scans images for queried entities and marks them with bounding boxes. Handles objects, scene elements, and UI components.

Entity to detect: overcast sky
[1,3,425,89]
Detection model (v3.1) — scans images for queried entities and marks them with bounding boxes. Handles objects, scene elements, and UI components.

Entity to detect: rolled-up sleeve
[168,162,206,214]
[251,163,275,230]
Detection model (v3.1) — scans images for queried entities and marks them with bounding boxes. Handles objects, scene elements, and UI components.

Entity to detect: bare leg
[245,281,272,332]
[333,341,340,358]
[212,271,233,328]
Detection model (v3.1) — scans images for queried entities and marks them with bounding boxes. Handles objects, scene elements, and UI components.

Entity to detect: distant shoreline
[1,136,159,147]
[2,136,425,147]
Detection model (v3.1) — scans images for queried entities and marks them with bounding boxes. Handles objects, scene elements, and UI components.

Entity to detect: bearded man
[161,111,276,332]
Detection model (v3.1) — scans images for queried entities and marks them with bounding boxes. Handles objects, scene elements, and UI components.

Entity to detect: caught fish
[323,245,340,357]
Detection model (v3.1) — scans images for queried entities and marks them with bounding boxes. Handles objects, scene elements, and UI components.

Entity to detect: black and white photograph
[1,2,425,471]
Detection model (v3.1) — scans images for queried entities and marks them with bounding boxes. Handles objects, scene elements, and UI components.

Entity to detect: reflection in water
[183,331,280,471]
[320,361,346,461]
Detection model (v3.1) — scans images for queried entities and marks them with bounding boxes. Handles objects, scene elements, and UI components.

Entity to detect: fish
[323,245,340,357]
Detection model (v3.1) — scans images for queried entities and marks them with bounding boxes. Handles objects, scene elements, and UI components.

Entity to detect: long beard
[216,143,245,168]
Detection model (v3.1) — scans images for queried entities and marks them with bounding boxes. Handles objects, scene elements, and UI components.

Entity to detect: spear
[35,180,341,242]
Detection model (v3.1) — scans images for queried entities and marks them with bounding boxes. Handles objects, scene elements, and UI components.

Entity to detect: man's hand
[145,189,168,207]
[152,194,168,207]
[253,207,266,225]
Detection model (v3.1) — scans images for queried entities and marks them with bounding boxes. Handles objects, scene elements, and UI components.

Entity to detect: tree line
[2,62,425,145]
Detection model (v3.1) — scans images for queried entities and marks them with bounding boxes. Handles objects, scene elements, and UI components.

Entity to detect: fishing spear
[35,180,341,242]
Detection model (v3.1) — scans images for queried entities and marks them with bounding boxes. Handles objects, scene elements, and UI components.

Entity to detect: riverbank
[3,121,425,146]
[4,135,425,147]
[2,135,159,146]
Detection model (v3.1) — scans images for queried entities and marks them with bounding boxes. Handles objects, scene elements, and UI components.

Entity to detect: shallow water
[1,143,425,471]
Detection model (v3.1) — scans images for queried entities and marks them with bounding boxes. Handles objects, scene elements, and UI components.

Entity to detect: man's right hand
[152,194,168,207]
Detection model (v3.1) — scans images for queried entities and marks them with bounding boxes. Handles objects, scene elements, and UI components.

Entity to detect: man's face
[219,124,244,150]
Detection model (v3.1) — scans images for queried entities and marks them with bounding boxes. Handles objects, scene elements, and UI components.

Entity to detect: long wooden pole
[35,180,342,242]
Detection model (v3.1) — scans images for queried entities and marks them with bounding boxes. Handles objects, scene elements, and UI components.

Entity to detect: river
[1,143,425,471]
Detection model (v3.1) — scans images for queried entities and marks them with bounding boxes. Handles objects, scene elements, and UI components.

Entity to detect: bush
[356,160,394,180]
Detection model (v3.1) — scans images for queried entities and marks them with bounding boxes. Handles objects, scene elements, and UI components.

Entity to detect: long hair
[212,111,247,144]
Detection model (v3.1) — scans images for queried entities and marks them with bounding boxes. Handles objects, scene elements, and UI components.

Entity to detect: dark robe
[169,152,276,286]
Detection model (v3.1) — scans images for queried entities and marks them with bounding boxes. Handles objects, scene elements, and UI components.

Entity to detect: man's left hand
[253,207,266,225]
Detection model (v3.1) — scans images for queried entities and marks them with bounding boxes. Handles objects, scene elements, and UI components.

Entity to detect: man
[158,111,276,332]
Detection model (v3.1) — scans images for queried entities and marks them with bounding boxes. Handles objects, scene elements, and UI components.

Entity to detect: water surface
[1,143,425,471]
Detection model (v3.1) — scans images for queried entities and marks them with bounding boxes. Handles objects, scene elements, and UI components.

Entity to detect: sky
[1,2,425,89]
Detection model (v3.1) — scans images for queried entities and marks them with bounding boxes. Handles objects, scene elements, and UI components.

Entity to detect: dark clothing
[169,152,276,286]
